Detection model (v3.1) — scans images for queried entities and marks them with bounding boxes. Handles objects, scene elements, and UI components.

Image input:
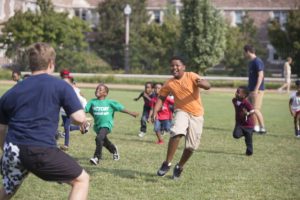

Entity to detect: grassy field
[0,85,299,200]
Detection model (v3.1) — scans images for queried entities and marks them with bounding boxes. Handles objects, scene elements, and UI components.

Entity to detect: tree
[268,8,300,77]
[0,0,91,72]
[93,0,148,71]
[134,4,181,74]
[180,0,226,74]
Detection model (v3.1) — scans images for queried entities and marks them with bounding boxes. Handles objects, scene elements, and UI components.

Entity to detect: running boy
[134,82,154,137]
[289,80,300,137]
[153,56,210,179]
[232,86,255,155]
[86,83,139,165]
[148,82,174,144]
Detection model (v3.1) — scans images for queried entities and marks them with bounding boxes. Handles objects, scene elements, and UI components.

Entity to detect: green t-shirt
[85,98,124,133]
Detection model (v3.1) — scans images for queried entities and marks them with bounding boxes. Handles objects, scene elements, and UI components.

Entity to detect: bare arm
[120,109,139,118]
[0,124,7,150]
[134,92,143,101]
[254,71,264,93]
[196,78,211,90]
[289,98,294,116]
[70,109,89,131]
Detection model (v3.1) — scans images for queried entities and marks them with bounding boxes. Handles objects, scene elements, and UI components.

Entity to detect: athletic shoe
[60,145,69,151]
[90,157,99,165]
[254,126,260,133]
[113,145,120,161]
[246,149,253,156]
[156,140,164,145]
[172,164,183,179]
[157,161,171,176]
[138,132,146,137]
[259,127,267,134]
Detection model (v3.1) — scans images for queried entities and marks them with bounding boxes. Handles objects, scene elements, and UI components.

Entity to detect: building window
[234,11,244,25]
[272,11,287,28]
[153,10,161,24]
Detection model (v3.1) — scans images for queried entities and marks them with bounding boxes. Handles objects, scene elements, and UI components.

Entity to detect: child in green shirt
[85,83,139,165]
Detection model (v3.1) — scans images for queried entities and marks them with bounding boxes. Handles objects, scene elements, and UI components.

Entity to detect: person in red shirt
[232,86,255,156]
[148,83,174,144]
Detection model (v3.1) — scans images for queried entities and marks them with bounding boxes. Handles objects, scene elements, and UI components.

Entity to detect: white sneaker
[90,157,99,165]
[254,126,260,132]
[138,132,146,137]
[113,145,120,161]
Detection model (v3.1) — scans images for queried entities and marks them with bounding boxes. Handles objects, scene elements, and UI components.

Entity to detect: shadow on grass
[200,149,245,156]
[84,166,159,183]
[204,126,232,132]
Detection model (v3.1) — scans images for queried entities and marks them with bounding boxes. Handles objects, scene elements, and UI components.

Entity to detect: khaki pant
[248,90,264,110]
[170,109,204,150]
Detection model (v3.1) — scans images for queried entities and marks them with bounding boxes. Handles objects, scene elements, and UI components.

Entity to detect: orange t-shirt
[159,72,204,116]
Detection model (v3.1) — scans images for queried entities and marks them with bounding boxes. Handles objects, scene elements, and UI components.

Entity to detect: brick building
[0,0,298,72]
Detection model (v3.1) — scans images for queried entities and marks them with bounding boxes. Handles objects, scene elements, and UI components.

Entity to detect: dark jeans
[233,125,253,153]
[62,115,80,146]
[140,106,150,133]
[94,128,117,159]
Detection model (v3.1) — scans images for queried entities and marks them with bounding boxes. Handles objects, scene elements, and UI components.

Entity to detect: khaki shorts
[170,109,204,150]
[248,90,264,110]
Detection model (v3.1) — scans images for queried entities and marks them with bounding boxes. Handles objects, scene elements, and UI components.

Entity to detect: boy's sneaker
[172,164,183,179]
[90,157,99,165]
[138,132,146,137]
[60,145,69,151]
[113,145,120,161]
[155,140,164,145]
[259,127,267,134]
[254,126,260,133]
[157,161,171,176]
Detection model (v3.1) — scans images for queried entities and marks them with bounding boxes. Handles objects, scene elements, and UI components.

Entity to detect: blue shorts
[154,120,171,132]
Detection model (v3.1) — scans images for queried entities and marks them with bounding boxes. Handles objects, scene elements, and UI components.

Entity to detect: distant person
[0,42,89,199]
[85,83,139,165]
[154,56,210,179]
[244,44,266,134]
[232,86,255,155]
[148,82,174,144]
[134,82,154,137]
[60,75,89,151]
[11,70,22,83]
[278,57,293,93]
[289,80,300,138]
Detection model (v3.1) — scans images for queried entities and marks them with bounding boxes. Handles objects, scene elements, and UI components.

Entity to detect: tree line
[0,0,299,77]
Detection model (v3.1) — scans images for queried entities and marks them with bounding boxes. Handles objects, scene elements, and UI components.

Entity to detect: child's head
[144,82,153,94]
[154,82,163,95]
[11,70,21,82]
[95,83,109,99]
[170,56,186,79]
[235,86,249,100]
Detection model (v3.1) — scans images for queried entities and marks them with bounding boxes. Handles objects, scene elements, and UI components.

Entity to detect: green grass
[0,85,299,200]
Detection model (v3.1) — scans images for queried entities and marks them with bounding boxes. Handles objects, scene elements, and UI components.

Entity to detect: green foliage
[0,0,92,71]
[93,0,148,71]
[180,0,226,74]
[268,8,300,77]
[134,4,181,74]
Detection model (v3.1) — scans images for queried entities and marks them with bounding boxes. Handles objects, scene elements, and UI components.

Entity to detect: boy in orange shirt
[153,56,210,179]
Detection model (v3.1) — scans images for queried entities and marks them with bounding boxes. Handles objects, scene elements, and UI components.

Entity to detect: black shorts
[19,145,83,182]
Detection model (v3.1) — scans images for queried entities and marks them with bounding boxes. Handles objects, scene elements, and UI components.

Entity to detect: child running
[85,83,139,165]
[232,86,255,156]
[148,82,174,144]
[289,80,300,137]
[134,82,154,137]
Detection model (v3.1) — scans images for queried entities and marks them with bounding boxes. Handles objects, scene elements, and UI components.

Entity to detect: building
[0,0,298,72]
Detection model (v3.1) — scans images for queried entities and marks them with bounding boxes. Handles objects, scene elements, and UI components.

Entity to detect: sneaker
[138,132,146,137]
[60,145,69,151]
[113,145,120,161]
[90,157,99,165]
[259,127,267,134]
[172,163,183,179]
[157,161,171,176]
[155,140,164,145]
[254,125,260,133]
[80,122,91,134]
